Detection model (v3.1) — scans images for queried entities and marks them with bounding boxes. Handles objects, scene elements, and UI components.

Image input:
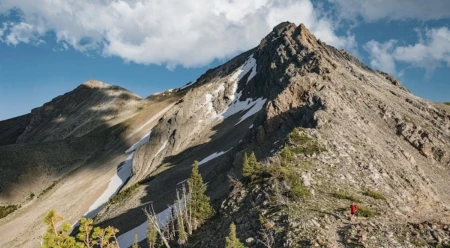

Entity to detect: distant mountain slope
[0,80,142,145]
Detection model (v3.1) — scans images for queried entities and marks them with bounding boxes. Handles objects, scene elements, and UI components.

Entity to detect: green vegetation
[356,207,376,217]
[38,180,58,198]
[331,192,362,203]
[147,219,158,248]
[444,102,450,106]
[225,222,246,248]
[28,192,35,201]
[436,242,450,248]
[109,183,141,205]
[188,161,215,225]
[288,177,310,200]
[242,152,263,183]
[288,127,327,156]
[41,210,120,248]
[363,190,386,200]
[280,146,294,163]
[0,204,20,219]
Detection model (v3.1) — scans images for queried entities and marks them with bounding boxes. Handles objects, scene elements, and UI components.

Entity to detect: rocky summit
[1,22,450,248]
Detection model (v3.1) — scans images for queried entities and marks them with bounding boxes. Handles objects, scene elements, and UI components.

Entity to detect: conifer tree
[187,161,214,229]
[242,152,262,182]
[225,222,245,248]
[41,210,120,248]
[41,210,79,248]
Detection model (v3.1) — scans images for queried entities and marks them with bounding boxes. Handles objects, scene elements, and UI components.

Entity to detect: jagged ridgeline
[1,22,450,248]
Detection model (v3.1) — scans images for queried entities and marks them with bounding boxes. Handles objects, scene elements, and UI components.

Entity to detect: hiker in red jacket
[350,202,358,221]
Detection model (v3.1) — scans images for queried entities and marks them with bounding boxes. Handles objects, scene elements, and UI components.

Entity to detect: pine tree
[225,222,245,248]
[41,210,80,248]
[187,161,214,229]
[242,152,262,182]
[41,210,120,248]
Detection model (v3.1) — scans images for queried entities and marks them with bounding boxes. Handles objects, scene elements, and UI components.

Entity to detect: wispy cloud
[364,27,450,76]
[328,0,450,22]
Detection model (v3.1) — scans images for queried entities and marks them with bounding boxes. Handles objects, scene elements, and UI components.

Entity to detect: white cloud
[0,0,356,68]
[363,40,397,75]
[328,0,450,22]
[364,27,450,75]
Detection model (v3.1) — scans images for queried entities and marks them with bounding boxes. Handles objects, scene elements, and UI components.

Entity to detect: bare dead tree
[181,185,193,235]
[256,229,275,248]
[143,205,171,248]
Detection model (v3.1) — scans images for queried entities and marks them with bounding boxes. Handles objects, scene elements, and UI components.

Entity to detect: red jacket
[350,204,358,214]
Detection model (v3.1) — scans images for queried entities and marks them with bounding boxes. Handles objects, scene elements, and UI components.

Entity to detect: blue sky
[0,0,449,121]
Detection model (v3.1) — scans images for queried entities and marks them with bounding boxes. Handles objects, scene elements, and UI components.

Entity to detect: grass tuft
[108,183,140,205]
[331,192,362,203]
[363,190,386,200]
[38,181,58,198]
[356,207,376,217]
[0,205,20,219]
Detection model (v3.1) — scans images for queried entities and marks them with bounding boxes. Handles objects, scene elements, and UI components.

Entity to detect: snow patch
[198,148,232,165]
[125,131,152,153]
[155,140,168,158]
[235,98,266,125]
[179,79,197,90]
[214,83,225,94]
[84,153,134,219]
[219,54,266,125]
[229,55,257,84]
[249,124,253,129]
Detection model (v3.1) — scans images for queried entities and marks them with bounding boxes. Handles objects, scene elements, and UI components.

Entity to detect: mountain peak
[296,23,318,49]
[82,80,110,88]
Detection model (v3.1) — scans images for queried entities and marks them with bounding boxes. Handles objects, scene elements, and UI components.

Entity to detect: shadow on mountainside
[0,84,181,204]
[95,94,324,240]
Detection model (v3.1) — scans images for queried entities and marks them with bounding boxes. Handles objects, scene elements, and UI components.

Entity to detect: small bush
[331,192,362,203]
[356,207,376,217]
[288,179,310,200]
[288,129,327,156]
[38,181,58,198]
[242,152,263,183]
[27,193,35,201]
[364,190,386,200]
[444,102,450,106]
[280,147,294,163]
[289,129,310,144]
[0,205,20,219]
[109,183,140,205]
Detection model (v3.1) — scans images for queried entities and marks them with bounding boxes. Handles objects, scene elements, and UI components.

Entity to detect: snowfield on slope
[220,54,267,125]
[198,148,232,165]
[117,201,179,247]
[125,131,152,153]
